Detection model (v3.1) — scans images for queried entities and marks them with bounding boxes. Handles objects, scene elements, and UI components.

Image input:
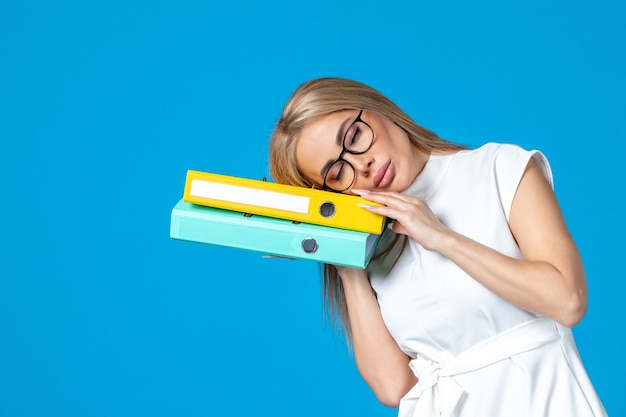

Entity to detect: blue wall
[1,1,623,415]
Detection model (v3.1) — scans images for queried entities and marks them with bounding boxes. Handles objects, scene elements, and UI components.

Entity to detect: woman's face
[295,109,423,194]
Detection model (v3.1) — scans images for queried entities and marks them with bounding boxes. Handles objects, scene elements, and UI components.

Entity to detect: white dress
[368,143,607,417]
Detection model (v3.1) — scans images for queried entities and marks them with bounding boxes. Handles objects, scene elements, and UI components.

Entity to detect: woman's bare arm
[356,159,587,327]
[336,266,417,407]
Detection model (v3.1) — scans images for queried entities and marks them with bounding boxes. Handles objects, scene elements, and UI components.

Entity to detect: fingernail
[357,203,371,209]
[352,189,370,196]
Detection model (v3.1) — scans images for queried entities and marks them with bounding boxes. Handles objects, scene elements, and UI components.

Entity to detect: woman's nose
[344,152,373,176]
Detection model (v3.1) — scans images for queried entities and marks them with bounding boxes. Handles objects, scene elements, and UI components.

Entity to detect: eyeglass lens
[324,117,374,192]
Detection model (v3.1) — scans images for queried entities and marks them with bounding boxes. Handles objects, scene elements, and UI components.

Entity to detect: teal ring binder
[170,199,381,268]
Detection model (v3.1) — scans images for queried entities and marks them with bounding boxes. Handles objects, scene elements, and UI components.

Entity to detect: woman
[269,77,607,416]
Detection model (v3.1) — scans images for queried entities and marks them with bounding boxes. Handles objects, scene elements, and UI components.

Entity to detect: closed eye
[346,124,362,147]
[329,161,346,183]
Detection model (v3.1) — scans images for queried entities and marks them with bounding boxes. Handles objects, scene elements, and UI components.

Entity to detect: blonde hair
[269,77,466,342]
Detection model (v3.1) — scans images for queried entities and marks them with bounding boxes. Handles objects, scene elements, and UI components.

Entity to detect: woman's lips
[374,161,394,188]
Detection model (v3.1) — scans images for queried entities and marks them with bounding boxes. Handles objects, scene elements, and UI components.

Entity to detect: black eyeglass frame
[322,109,374,192]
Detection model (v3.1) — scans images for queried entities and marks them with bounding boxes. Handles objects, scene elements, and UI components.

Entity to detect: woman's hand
[353,189,452,252]
[334,264,368,281]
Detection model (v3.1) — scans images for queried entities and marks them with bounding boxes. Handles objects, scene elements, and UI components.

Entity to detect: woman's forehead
[299,110,354,144]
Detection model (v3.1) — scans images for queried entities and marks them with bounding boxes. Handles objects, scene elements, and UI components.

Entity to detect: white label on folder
[190,180,311,213]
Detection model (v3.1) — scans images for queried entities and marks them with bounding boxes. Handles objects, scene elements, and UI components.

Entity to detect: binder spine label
[190,179,310,213]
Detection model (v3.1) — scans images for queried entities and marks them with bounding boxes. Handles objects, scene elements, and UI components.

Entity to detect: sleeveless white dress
[368,143,607,417]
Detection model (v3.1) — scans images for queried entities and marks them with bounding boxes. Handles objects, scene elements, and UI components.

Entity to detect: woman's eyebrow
[320,116,353,179]
[335,116,352,146]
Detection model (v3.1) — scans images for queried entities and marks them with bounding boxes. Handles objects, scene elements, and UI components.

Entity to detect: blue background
[1,1,623,416]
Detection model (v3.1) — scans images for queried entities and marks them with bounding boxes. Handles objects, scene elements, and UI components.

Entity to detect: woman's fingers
[353,189,419,211]
[358,203,406,220]
[261,254,298,260]
[354,189,450,250]
[354,190,423,221]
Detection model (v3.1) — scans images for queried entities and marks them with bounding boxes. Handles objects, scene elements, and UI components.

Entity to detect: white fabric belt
[398,317,561,417]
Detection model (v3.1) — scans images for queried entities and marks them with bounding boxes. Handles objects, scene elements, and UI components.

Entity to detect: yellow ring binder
[183,170,385,234]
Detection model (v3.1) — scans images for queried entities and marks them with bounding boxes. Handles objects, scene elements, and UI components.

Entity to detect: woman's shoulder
[432,142,523,157]
[431,142,523,162]
[433,142,551,183]
[464,142,526,156]
[444,142,541,166]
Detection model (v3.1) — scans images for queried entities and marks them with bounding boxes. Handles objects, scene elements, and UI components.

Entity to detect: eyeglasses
[322,109,374,192]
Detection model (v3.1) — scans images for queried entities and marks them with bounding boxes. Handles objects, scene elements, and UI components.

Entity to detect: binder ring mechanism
[318,201,336,218]
[301,238,319,254]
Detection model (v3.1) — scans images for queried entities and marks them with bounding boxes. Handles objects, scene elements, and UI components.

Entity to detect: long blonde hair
[269,77,466,342]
